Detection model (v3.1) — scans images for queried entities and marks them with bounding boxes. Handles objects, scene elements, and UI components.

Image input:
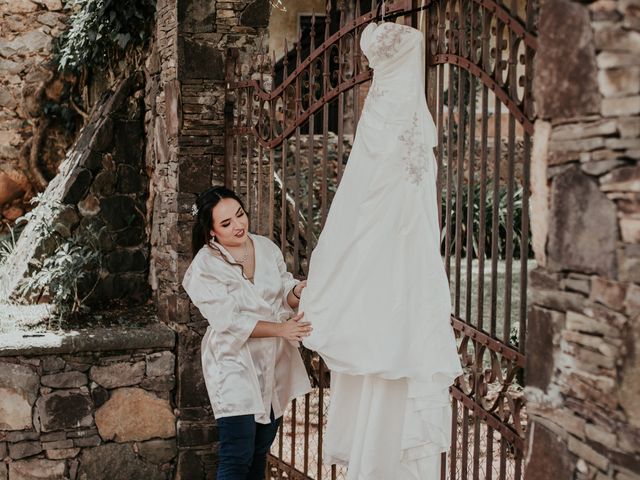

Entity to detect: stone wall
[0,324,176,480]
[525,0,640,479]
[148,1,271,477]
[0,0,77,223]
[0,75,150,307]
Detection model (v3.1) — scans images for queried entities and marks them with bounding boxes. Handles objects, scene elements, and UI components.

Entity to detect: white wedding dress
[300,21,463,479]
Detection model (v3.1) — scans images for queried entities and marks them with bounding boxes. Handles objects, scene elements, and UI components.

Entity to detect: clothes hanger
[376,0,386,22]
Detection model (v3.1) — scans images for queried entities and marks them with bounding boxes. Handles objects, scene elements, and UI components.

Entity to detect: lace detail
[362,83,386,115]
[398,113,430,185]
[367,23,414,65]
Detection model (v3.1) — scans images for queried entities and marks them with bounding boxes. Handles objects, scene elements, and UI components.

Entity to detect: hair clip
[191,204,199,217]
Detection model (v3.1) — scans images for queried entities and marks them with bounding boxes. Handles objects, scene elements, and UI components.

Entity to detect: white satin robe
[182,233,311,424]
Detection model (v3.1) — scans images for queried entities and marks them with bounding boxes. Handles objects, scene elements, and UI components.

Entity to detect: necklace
[233,240,250,264]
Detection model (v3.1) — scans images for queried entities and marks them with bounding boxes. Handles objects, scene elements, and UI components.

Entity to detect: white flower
[191,204,199,217]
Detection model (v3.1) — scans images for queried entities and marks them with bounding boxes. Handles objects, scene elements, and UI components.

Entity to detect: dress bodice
[360,22,424,90]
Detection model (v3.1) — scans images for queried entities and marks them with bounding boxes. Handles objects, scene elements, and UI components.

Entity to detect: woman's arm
[251,312,312,342]
[286,280,307,309]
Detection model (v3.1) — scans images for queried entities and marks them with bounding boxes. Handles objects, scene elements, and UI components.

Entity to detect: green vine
[54,0,156,72]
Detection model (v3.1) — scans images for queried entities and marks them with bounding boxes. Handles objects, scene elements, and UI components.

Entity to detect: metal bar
[451,317,525,366]
[486,426,494,480]
[437,63,445,230]
[291,398,297,469]
[304,393,310,475]
[489,98,501,338]
[503,113,515,345]
[462,405,469,480]
[294,127,301,276]
[519,132,531,352]
[450,396,458,480]
[317,359,325,479]
[269,141,275,240]
[267,454,312,480]
[454,66,465,318]
[444,62,454,278]
[466,72,477,326]
[281,140,288,252]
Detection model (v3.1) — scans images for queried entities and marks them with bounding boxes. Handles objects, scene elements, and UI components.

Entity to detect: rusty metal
[224,1,537,479]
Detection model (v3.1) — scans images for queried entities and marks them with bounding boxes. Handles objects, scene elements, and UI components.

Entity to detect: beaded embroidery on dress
[301,21,462,480]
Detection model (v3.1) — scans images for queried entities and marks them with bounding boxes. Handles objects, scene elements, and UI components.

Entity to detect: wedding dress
[300,21,463,479]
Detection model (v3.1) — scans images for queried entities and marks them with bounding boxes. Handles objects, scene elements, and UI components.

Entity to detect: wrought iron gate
[224,1,537,478]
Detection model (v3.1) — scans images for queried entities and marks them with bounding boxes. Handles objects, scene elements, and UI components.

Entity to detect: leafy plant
[14,195,103,319]
[19,233,102,319]
[441,180,532,260]
[54,0,156,72]
[0,227,18,268]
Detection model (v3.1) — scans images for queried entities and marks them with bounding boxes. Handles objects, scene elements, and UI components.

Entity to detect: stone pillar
[525,1,640,479]
[150,1,270,477]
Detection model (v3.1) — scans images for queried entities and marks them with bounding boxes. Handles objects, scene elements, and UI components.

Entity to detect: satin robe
[183,233,311,424]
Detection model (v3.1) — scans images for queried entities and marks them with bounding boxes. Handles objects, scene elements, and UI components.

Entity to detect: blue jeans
[216,410,281,480]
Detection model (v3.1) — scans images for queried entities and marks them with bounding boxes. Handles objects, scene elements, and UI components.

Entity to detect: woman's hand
[293,280,307,299]
[279,312,312,342]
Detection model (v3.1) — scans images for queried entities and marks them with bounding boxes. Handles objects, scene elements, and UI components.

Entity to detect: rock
[620,217,640,243]
[548,167,617,277]
[36,12,65,27]
[534,0,600,119]
[77,443,165,480]
[0,60,23,75]
[568,436,609,471]
[4,431,40,442]
[42,0,63,10]
[0,362,39,430]
[36,391,93,432]
[90,170,117,196]
[526,307,561,391]
[95,387,176,442]
[602,95,640,117]
[0,171,25,205]
[581,158,625,176]
[62,169,92,204]
[72,435,101,447]
[524,422,574,480]
[140,375,175,392]
[137,438,177,464]
[0,86,17,109]
[598,67,640,97]
[11,0,38,13]
[9,458,66,480]
[600,165,640,192]
[8,441,42,460]
[597,52,640,69]
[100,195,144,230]
[146,352,175,377]
[595,26,640,52]
[41,371,88,389]
[90,361,145,389]
[41,357,65,374]
[78,194,101,216]
[590,277,627,311]
[45,447,80,460]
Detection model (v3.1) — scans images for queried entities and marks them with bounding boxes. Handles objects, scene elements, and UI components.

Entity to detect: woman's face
[211,198,249,247]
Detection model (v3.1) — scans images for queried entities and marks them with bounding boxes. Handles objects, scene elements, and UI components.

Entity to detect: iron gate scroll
[224,1,537,479]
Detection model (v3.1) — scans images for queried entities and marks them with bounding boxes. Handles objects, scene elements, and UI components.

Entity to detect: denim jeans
[216,410,281,480]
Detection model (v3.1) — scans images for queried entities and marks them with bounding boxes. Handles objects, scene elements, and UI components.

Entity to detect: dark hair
[191,186,248,258]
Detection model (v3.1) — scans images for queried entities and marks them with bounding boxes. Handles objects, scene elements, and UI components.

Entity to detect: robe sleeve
[271,241,299,316]
[182,262,258,350]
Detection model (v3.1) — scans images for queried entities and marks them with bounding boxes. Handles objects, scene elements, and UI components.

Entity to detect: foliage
[441,180,533,260]
[54,0,156,72]
[15,195,103,319]
[0,227,18,268]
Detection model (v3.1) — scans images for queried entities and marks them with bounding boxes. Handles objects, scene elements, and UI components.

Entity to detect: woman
[182,186,312,480]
